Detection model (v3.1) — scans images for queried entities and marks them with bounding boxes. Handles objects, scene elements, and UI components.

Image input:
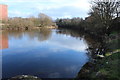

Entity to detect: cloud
[9,11,32,18]
[0,0,90,18]
[46,32,88,52]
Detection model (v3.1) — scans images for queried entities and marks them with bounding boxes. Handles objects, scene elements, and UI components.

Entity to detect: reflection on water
[0,32,9,49]
[2,28,89,78]
[57,28,107,59]
[7,28,52,42]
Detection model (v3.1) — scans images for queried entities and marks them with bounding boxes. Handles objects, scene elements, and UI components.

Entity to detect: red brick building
[0,4,8,20]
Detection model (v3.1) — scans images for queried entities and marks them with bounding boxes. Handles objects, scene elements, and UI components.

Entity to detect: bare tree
[38,13,53,27]
[89,0,120,35]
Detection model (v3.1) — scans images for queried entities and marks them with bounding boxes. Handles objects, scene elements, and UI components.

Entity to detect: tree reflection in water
[56,28,108,59]
[4,28,52,42]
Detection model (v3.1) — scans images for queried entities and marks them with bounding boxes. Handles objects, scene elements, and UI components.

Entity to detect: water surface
[1,29,89,78]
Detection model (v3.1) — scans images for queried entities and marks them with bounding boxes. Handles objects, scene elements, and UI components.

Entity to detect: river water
[1,29,89,78]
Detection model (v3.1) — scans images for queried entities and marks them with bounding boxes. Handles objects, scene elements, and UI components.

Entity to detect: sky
[0,0,91,19]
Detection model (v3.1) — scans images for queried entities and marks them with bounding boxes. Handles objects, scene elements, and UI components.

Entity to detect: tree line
[56,0,120,37]
[2,13,55,30]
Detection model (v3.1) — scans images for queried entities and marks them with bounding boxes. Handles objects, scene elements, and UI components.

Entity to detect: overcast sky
[0,0,91,19]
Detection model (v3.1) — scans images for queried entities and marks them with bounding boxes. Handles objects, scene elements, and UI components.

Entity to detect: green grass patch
[105,49,120,56]
[110,31,118,35]
[94,52,120,79]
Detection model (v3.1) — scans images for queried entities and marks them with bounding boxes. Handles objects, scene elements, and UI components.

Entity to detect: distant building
[0,4,8,20]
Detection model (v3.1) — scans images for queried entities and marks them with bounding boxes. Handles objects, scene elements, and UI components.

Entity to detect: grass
[105,49,120,56]
[93,52,120,79]
[77,51,120,79]
[110,31,118,35]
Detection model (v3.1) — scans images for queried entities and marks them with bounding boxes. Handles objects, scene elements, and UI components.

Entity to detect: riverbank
[77,51,120,79]
[76,30,120,79]
[1,24,58,31]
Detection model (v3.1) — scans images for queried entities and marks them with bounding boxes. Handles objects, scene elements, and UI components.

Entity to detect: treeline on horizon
[1,13,56,30]
[56,0,120,37]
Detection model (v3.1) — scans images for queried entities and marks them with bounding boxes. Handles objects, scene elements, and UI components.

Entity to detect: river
[1,28,90,79]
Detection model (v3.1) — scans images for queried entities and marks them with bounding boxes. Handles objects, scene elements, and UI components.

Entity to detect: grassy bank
[77,30,120,79]
[77,51,120,79]
[95,52,120,79]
